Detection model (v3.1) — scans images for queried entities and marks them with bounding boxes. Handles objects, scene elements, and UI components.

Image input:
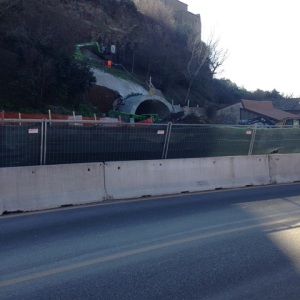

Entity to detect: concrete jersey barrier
[104,156,271,199]
[0,163,106,214]
[1,154,300,215]
[269,154,300,184]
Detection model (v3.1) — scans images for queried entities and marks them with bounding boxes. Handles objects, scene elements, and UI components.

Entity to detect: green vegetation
[0,0,96,112]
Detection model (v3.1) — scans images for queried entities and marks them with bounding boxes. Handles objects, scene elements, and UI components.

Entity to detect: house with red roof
[216,99,298,125]
[240,99,297,125]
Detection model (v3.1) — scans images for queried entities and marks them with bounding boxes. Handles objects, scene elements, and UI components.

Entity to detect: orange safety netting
[0,111,97,121]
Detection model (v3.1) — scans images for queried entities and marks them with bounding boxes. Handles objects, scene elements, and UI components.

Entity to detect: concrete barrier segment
[0,163,107,214]
[269,154,300,184]
[104,156,272,200]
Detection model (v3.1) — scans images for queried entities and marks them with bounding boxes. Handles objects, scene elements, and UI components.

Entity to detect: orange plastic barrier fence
[0,111,97,121]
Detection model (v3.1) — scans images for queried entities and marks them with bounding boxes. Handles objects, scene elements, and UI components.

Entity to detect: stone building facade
[161,0,201,34]
[162,0,188,11]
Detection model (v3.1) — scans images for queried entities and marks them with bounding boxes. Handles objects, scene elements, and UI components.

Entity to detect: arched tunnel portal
[117,94,172,122]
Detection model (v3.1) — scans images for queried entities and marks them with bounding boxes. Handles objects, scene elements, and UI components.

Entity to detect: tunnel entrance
[135,100,171,119]
[117,94,173,123]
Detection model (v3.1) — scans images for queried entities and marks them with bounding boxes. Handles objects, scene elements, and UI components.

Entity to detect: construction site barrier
[3,119,300,168]
[0,163,106,214]
[2,154,300,215]
[104,156,271,199]
[269,154,300,184]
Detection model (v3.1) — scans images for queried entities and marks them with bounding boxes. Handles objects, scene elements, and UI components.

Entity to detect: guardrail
[1,119,300,167]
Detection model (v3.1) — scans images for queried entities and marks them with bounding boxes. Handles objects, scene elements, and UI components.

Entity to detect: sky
[183,0,300,97]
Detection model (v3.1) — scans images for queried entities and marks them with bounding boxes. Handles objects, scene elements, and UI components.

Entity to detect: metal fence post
[39,120,44,165]
[43,120,48,165]
[248,124,257,155]
[161,122,172,159]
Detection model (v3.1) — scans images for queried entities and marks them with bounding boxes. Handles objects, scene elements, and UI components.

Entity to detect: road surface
[1,184,300,299]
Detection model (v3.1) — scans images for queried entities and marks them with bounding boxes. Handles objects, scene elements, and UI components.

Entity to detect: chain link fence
[1,120,300,167]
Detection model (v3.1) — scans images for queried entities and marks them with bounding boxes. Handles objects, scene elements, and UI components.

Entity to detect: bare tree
[183,29,209,104]
[184,30,228,104]
[209,36,228,77]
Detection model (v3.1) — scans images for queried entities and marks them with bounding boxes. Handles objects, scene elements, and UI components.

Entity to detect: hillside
[0,0,287,117]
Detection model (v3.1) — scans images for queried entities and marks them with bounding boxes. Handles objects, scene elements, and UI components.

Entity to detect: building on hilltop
[162,0,187,11]
[161,0,201,36]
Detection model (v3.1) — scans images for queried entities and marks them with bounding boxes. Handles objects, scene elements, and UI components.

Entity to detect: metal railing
[1,119,300,167]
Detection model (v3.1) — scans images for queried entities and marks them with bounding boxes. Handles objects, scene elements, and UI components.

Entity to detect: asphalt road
[1,184,300,299]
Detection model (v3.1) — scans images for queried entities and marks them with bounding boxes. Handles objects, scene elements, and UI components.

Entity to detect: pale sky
[183,0,300,97]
